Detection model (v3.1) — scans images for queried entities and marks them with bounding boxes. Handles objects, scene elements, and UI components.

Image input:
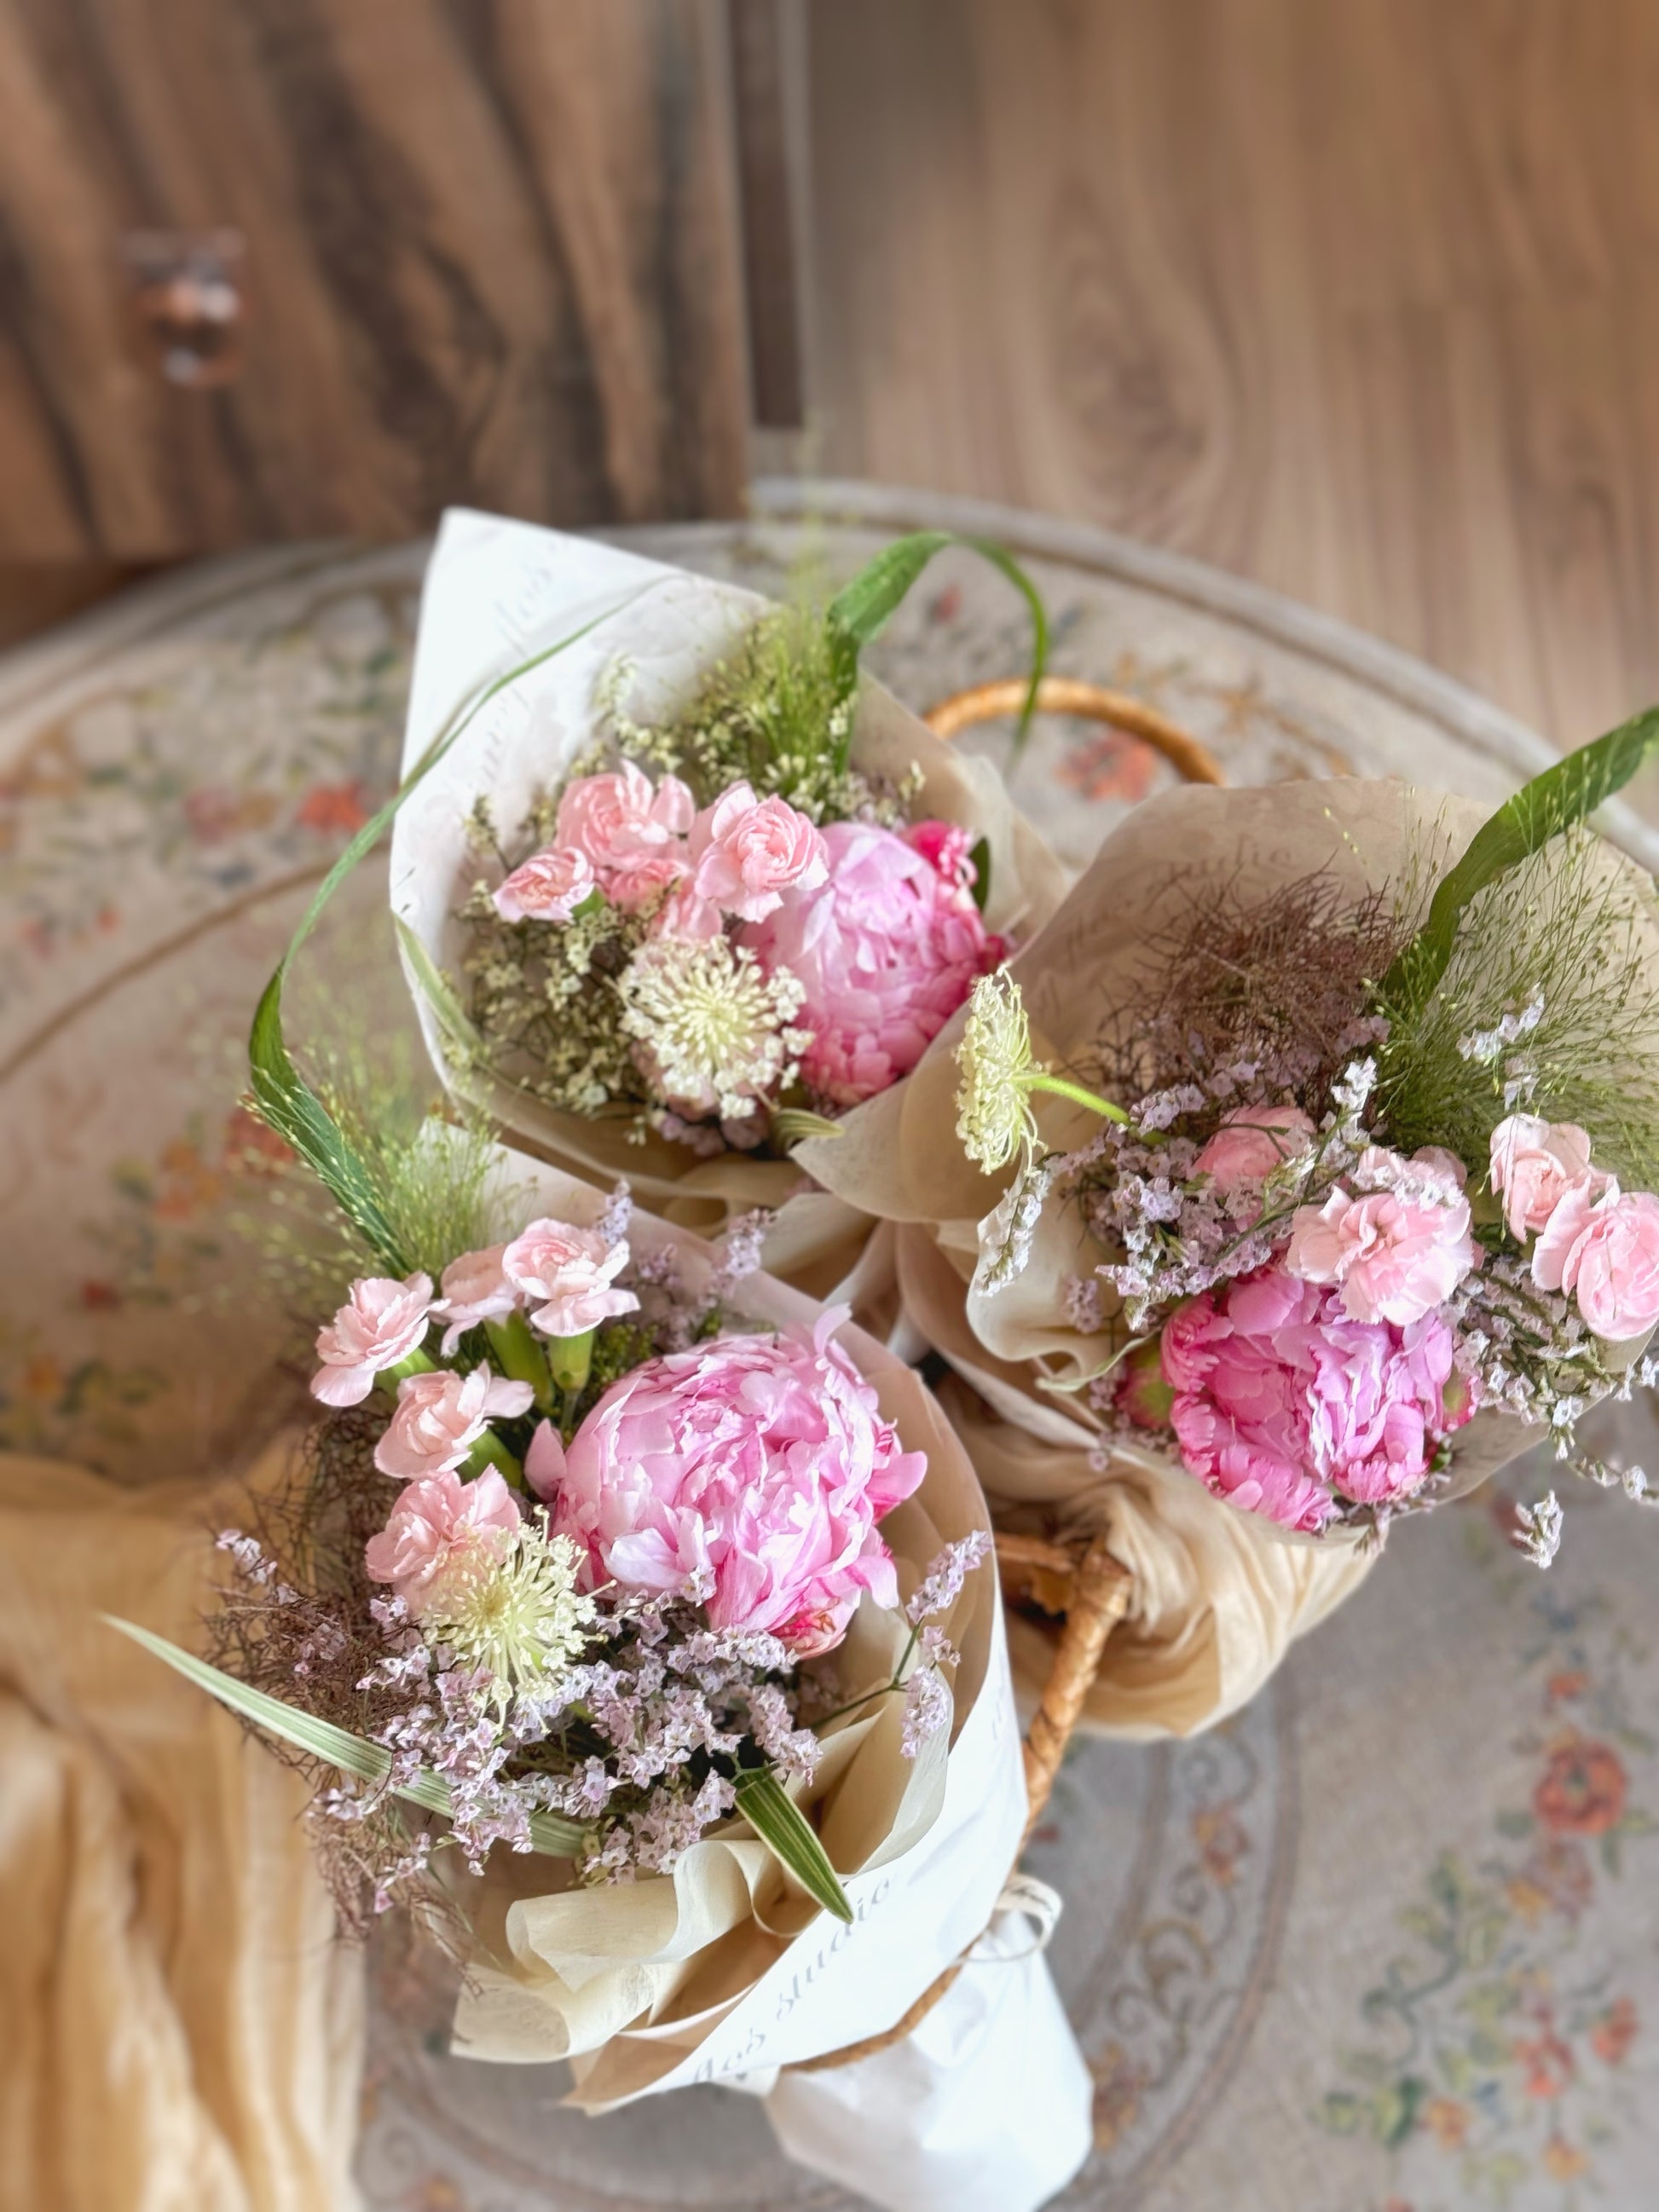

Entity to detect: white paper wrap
[389,509,1068,1306]
[442,1146,1090,2209]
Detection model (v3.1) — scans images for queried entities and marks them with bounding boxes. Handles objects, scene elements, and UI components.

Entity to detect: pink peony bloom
[554,763,695,910]
[1534,1181,1659,1340]
[311,1272,434,1407]
[432,1244,518,1355]
[525,1307,926,1654]
[1286,1145,1477,1325]
[688,782,829,922]
[738,819,1003,1107]
[364,1467,522,1616]
[1490,1115,1595,1239]
[373,1366,535,1480]
[1162,1262,1472,1528]
[1194,1104,1317,1198]
[501,1217,639,1339]
[491,844,597,924]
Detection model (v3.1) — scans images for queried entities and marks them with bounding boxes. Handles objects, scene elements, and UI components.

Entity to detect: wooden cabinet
[0,0,758,556]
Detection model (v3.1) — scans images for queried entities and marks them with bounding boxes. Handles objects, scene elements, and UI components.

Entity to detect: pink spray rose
[738,819,1003,1107]
[1286,1145,1477,1325]
[1533,1181,1659,1340]
[491,844,597,924]
[501,1218,639,1338]
[364,1467,522,1616]
[554,763,695,910]
[311,1272,434,1407]
[524,1307,926,1654]
[1162,1262,1473,1528]
[1489,1115,1595,1239]
[373,1366,535,1480]
[432,1244,518,1355]
[688,782,829,922]
[1194,1104,1317,1198]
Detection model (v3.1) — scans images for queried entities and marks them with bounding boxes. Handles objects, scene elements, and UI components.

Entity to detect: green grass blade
[393,914,485,1059]
[1379,706,1659,1025]
[107,1617,587,1857]
[825,530,1049,758]
[734,1765,853,1923]
[247,587,654,1261]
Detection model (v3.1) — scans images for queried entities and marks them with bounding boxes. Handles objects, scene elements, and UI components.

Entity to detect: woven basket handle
[923,674,1225,787]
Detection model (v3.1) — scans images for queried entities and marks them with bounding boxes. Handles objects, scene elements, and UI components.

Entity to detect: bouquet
[790,717,1659,1725]
[389,511,1069,1297]
[122,1113,1091,2211]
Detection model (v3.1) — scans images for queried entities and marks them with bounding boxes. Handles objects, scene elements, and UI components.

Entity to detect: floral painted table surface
[3,484,1655,2210]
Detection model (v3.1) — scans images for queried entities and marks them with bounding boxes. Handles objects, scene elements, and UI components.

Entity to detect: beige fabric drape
[0,1446,363,2212]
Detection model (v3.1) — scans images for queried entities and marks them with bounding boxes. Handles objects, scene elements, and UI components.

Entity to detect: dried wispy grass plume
[1090,864,1410,1112]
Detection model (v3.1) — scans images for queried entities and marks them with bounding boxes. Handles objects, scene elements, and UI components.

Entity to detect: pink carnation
[1490,1115,1594,1239]
[491,845,597,924]
[432,1244,518,1355]
[1286,1145,1477,1325]
[1194,1104,1317,1198]
[311,1272,433,1407]
[364,1468,522,1616]
[524,1307,926,1654]
[554,763,694,910]
[373,1366,535,1481]
[1161,1263,1471,1527]
[738,819,1003,1107]
[905,819,975,892]
[1534,1180,1659,1341]
[688,782,829,922]
[501,1218,639,1339]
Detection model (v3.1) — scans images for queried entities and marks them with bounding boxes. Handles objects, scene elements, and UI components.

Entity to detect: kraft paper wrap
[0,1445,363,2212]
[440,1145,1091,2209]
[390,511,1069,1307]
[799,778,1623,1730]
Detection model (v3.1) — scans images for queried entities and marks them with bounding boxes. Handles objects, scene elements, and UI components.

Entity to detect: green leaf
[1379,704,1659,1025]
[394,914,486,1060]
[105,1617,587,1857]
[824,530,1049,759]
[967,835,991,913]
[734,1766,853,1923]
[249,586,655,1255]
[771,1106,846,1146]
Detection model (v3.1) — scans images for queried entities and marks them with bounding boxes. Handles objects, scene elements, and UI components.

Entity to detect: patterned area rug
[3,487,1655,2209]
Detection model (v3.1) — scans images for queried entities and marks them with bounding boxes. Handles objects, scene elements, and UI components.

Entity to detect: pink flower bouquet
[792,720,1659,1724]
[389,512,1068,1298]
[122,1134,1090,2211]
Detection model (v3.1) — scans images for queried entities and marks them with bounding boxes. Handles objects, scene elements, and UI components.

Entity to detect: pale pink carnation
[373,1366,535,1480]
[1286,1145,1477,1325]
[525,1306,926,1654]
[1194,1104,1317,1198]
[650,881,725,942]
[1533,1180,1659,1340]
[554,763,694,910]
[311,1272,433,1407]
[1162,1262,1472,1528]
[1489,1115,1595,1239]
[688,782,829,922]
[501,1217,639,1338]
[491,844,597,924]
[432,1244,518,1355]
[738,819,1003,1107]
[364,1468,522,1616]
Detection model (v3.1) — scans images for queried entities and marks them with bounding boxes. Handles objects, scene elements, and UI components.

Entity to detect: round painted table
[3,484,1656,2211]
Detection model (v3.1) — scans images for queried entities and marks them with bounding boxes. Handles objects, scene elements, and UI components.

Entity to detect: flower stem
[487,1312,554,1411]
[376,1347,438,1397]
[463,1429,524,1490]
[1025,1071,1131,1125]
[546,1328,595,1398]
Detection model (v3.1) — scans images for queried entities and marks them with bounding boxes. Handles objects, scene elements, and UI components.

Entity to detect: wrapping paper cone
[390,510,1068,1305]
[432,1146,1088,2203]
[762,1903,1093,2212]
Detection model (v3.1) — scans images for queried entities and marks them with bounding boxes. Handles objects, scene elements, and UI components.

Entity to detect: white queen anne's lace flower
[617,934,810,1123]
[423,1519,598,1711]
[955,968,1042,1171]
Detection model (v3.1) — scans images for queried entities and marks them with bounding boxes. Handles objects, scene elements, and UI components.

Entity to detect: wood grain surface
[0,0,749,557]
[806,0,1659,748]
